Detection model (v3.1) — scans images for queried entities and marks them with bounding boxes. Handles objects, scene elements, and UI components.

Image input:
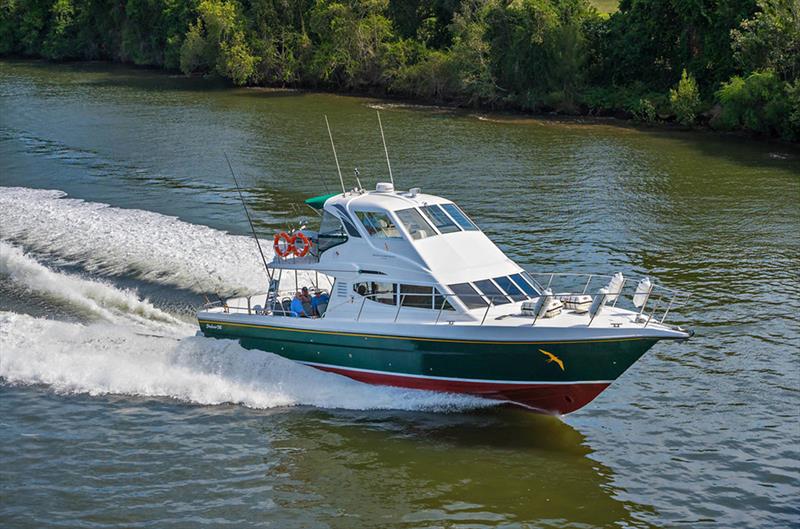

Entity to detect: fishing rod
[324,115,346,193]
[224,152,273,283]
[376,111,395,186]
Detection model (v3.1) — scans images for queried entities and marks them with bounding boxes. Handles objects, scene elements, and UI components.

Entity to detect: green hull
[198,318,656,383]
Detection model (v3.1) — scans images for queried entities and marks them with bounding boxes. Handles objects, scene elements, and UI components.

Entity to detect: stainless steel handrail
[201,274,691,329]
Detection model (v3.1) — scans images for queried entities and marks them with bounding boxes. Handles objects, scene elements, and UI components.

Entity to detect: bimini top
[285,182,536,308]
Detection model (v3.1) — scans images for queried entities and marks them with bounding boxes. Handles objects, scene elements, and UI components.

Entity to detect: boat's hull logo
[205,323,223,330]
[539,349,565,371]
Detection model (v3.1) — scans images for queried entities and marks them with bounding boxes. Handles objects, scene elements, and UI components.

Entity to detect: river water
[0,60,798,529]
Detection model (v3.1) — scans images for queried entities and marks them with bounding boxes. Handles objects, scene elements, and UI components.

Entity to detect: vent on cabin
[336,282,348,298]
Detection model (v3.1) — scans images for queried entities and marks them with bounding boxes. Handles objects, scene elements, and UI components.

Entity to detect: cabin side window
[318,211,348,253]
[353,282,455,311]
[399,284,455,310]
[354,211,402,239]
[353,282,396,305]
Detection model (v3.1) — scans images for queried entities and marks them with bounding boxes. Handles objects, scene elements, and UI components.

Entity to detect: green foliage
[178,0,257,84]
[307,0,395,89]
[632,97,655,123]
[715,70,798,140]
[670,69,701,126]
[0,0,798,140]
[731,0,800,82]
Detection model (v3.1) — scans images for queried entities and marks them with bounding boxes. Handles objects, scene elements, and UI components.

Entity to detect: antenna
[376,111,394,186]
[354,167,363,190]
[324,115,346,194]
[224,152,272,282]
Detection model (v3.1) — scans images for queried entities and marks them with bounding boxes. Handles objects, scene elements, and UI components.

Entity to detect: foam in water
[0,187,267,296]
[0,240,187,330]
[0,311,494,412]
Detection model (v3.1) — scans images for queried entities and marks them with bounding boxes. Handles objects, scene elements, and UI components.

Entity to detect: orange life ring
[273,232,294,258]
[293,232,312,257]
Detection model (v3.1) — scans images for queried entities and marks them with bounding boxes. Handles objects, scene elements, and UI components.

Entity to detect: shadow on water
[266,407,659,528]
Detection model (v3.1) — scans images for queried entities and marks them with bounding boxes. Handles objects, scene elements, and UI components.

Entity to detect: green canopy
[304,193,338,210]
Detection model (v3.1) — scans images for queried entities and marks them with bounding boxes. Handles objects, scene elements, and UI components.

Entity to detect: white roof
[310,184,523,287]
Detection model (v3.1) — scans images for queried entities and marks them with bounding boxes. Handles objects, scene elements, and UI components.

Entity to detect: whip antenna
[376,111,394,186]
[224,152,272,282]
[324,115,346,193]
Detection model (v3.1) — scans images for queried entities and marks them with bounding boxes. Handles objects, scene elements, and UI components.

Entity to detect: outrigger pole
[223,152,273,283]
[324,115,346,194]
[376,111,394,186]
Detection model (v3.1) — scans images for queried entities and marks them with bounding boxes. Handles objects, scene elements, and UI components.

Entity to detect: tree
[670,68,701,125]
[179,0,257,84]
[731,0,800,82]
[715,70,796,139]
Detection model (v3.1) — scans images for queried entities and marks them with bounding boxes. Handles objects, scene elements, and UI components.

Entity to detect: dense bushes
[1,0,798,140]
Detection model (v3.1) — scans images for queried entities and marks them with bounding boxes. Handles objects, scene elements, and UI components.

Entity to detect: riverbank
[2,0,797,142]
[6,57,799,148]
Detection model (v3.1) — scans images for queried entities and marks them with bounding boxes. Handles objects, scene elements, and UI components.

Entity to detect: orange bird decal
[539,349,565,371]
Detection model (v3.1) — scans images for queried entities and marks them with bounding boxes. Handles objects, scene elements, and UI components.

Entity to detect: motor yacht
[197,182,691,414]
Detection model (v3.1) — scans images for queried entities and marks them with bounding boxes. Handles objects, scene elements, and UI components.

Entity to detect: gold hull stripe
[197,319,649,345]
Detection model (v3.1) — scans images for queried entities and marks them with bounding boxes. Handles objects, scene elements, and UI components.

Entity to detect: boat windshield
[420,205,460,234]
[441,203,479,231]
[510,273,539,296]
[395,208,436,240]
[317,211,348,253]
[493,275,527,301]
[448,282,488,309]
[474,279,511,305]
[354,211,402,239]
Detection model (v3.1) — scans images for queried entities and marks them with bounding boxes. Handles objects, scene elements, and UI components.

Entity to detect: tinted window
[510,273,538,296]
[421,205,460,234]
[400,284,434,308]
[433,291,456,311]
[474,279,511,305]
[318,211,348,253]
[355,211,402,239]
[448,282,488,309]
[521,271,544,293]
[441,203,479,231]
[353,282,396,305]
[331,204,361,237]
[395,208,436,240]
[494,276,527,301]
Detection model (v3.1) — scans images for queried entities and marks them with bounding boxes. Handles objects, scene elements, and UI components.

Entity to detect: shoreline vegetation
[1,0,798,141]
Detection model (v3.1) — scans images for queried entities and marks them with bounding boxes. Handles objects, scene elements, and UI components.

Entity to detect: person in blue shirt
[311,290,330,316]
[290,292,308,317]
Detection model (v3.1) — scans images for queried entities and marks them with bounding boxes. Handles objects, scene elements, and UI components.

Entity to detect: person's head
[302,287,309,296]
[295,291,302,299]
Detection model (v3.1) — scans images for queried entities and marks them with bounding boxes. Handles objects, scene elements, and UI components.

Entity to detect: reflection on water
[272,409,656,528]
[1,59,799,528]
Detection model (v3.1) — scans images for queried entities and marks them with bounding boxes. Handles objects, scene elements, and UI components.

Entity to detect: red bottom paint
[311,365,611,415]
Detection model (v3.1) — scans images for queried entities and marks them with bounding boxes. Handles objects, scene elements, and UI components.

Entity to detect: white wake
[0,240,186,328]
[0,187,266,296]
[0,244,492,412]
[0,312,493,412]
